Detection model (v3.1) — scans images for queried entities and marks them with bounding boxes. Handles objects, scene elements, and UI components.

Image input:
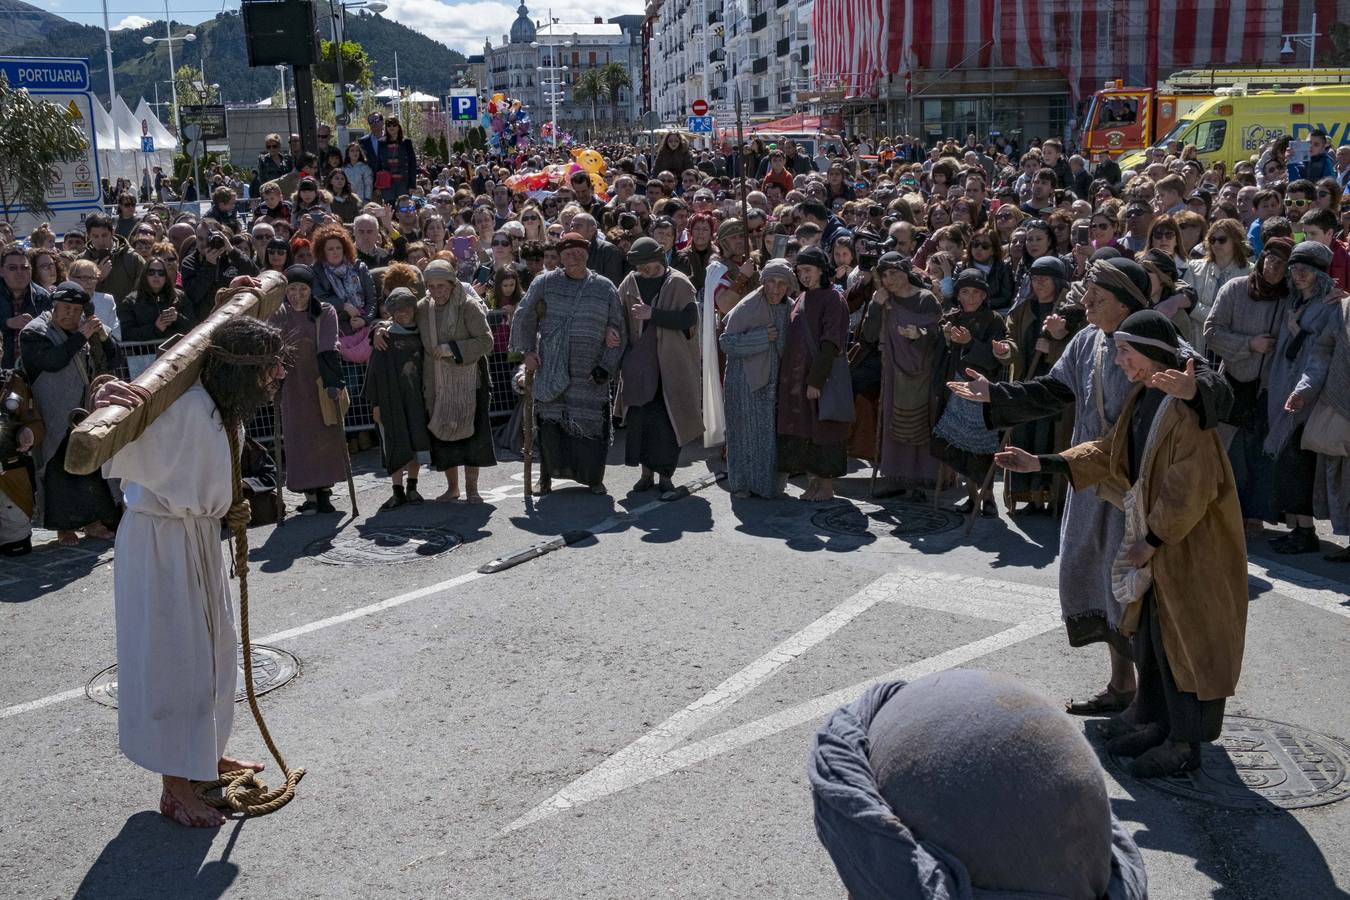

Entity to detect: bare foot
[434,491,460,503]
[808,488,835,503]
[219,754,265,774]
[57,530,80,546]
[465,492,484,504]
[160,777,225,828]
[84,523,115,540]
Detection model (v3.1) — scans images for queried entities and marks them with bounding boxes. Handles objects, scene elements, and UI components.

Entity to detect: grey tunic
[719,301,789,497]
[508,268,626,439]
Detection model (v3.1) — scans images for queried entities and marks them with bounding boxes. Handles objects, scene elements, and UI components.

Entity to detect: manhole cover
[306,526,462,566]
[1108,716,1350,810]
[810,500,963,538]
[86,644,300,709]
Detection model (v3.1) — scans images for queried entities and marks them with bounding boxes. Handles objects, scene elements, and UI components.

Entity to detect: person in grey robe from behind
[809,669,1148,900]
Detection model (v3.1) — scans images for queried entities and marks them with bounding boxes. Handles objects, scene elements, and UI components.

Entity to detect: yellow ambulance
[1119,85,1350,170]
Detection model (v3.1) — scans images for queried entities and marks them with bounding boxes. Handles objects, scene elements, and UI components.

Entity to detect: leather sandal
[1066,685,1135,716]
[1130,741,1202,778]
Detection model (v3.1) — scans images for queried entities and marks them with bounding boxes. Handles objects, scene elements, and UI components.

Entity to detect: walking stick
[343,437,359,518]
[965,432,1008,539]
[522,369,535,496]
[272,404,287,526]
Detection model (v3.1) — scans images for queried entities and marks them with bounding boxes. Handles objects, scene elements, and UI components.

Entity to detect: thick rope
[193,427,306,816]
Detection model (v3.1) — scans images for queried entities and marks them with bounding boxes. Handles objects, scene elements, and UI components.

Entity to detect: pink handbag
[338,327,372,364]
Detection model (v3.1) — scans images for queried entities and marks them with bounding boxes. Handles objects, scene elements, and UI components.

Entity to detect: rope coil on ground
[194,427,306,816]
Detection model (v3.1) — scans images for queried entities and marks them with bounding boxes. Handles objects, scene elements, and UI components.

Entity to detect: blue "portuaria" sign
[0,58,89,92]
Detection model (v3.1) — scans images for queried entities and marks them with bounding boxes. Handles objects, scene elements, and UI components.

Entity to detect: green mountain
[0,1,467,105]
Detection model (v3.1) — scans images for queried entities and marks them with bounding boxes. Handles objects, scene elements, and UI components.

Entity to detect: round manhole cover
[1108,716,1350,810]
[86,644,300,709]
[810,500,963,539]
[307,526,462,566]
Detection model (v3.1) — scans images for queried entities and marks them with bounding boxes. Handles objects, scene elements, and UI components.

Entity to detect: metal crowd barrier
[115,336,522,445]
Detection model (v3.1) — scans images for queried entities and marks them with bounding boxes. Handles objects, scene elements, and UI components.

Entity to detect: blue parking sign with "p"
[451,94,478,121]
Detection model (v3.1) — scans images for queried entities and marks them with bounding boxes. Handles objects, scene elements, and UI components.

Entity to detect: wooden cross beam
[64,272,289,476]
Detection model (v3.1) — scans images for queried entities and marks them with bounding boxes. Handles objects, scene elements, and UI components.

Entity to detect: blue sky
[45,0,642,54]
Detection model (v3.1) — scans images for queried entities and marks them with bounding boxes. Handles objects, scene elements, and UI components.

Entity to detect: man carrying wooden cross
[84,294,287,827]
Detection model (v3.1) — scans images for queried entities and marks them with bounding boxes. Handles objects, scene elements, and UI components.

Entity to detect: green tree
[0,73,89,223]
[599,62,632,127]
[571,68,607,138]
[174,64,220,107]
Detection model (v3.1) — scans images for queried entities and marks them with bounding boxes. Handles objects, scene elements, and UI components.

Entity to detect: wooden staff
[734,81,750,240]
[64,272,288,476]
[522,369,535,496]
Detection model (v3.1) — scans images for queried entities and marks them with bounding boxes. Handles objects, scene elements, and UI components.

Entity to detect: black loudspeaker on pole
[242,0,320,157]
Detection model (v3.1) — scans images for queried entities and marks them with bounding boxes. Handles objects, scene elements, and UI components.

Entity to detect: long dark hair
[201,317,287,429]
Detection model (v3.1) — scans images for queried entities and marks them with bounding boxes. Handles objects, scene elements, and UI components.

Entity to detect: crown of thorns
[205,345,287,366]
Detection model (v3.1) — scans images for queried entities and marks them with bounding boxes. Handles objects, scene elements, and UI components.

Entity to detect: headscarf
[809,671,1147,900]
[1114,309,1180,367]
[1249,237,1292,303]
[1086,258,1151,312]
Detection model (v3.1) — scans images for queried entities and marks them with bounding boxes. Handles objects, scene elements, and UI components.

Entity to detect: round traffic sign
[691,98,708,116]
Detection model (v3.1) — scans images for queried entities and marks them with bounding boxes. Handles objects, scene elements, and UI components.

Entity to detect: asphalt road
[2,441,1348,899]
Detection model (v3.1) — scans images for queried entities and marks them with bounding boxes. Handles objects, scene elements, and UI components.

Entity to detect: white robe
[105,384,236,781]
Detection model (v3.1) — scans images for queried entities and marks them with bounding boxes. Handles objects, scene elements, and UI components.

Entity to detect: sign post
[0,56,101,234]
[449,89,478,122]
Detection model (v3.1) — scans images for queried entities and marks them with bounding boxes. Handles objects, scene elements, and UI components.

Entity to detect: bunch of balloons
[504,147,608,199]
[481,92,532,152]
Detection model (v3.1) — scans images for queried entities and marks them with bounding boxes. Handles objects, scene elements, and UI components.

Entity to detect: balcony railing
[776,37,789,56]
[751,56,768,74]
[750,12,768,31]
[752,96,769,113]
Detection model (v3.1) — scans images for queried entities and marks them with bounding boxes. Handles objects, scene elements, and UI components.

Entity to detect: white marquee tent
[90,98,140,186]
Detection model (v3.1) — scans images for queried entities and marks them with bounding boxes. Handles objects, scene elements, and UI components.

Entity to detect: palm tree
[571,68,607,139]
[599,61,632,128]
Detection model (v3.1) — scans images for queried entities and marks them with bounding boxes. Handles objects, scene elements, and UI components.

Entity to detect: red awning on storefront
[746,112,843,133]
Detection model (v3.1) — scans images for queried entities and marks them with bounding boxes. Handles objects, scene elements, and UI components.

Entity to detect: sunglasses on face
[1091,221,1111,230]
[1210,236,1229,245]
[398,205,416,213]
[1287,199,1310,208]
[491,239,512,247]
[995,212,1015,221]
[266,143,280,149]
[146,268,168,276]
[970,241,992,249]
[522,215,541,222]
[1154,231,1177,240]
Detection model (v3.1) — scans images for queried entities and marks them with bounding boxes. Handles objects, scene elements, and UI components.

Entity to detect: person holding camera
[19,282,119,546]
[0,369,43,556]
[180,223,261,324]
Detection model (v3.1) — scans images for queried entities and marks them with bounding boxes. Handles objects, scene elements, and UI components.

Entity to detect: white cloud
[112,15,153,30]
[379,0,643,55]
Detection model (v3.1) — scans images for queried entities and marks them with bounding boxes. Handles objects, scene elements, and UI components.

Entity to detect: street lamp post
[142,7,197,137]
[1281,12,1319,69]
[276,64,295,139]
[532,38,572,149]
[327,0,386,146]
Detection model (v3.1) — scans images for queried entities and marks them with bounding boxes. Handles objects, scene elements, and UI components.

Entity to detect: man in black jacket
[573,213,625,286]
[179,223,260,323]
[1,244,51,369]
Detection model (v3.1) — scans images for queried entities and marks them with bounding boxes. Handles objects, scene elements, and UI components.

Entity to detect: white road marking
[0,473,719,721]
[1248,555,1350,620]
[505,568,1063,832]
